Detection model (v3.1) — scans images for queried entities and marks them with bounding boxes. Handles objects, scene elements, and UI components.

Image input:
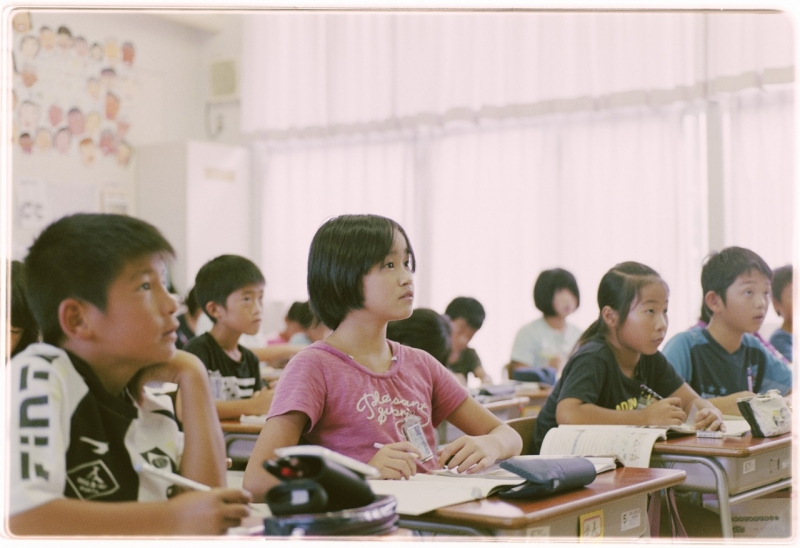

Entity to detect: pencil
[134,461,211,491]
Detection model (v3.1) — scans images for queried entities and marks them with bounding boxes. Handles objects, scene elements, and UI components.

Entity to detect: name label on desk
[579,509,604,537]
[620,508,641,532]
[742,459,756,475]
[526,526,550,537]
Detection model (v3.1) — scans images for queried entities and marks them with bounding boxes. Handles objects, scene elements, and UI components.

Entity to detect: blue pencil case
[496,457,597,499]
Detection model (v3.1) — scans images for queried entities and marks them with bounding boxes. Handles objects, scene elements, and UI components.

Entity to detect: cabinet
[137,141,251,292]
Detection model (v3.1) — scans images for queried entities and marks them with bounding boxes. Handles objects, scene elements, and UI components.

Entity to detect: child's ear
[58,298,93,340]
[704,291,724,316]
[600,306,618,328]
[205,301,222,321]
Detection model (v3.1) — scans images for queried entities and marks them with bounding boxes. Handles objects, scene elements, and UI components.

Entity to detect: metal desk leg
[650,454,733,538]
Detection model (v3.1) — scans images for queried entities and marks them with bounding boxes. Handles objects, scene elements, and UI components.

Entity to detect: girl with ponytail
[532,262,724,453]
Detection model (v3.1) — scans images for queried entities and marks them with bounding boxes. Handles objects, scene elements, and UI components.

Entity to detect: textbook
[539,421,750,468]
[540,425,675,467]
[368,474,524,515]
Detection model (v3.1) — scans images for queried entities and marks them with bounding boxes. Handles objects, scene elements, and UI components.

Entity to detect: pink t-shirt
[267,340,469,472]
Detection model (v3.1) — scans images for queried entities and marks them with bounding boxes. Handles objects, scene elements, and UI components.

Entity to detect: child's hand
[128,350,206,405]
[246,388,275,415]
[169,488,252,535]
[367,441,419,480]
[643,397,686,426]
[693,407,725,432]
[438,435,502,475]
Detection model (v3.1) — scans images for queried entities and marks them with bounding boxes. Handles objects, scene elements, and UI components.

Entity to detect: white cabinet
[137,141,251,292]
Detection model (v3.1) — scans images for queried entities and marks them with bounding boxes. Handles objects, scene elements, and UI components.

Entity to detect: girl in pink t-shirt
[243,214,522,500]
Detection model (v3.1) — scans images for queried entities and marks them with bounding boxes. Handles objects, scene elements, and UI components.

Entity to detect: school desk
[649,432,792,538]
[397,467,686,537]
[438,396,530,444]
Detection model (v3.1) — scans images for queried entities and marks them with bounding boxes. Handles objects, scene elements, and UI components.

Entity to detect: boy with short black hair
[444,296,492,385]
[10,213,250,535]
[769,265,793,362]
[184,254,273,419]
[663,247,792,415]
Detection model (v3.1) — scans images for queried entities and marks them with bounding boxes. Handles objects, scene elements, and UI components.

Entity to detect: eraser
[697,430,723,438]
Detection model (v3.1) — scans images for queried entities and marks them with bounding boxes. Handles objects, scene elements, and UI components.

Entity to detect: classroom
[2,3,796,541]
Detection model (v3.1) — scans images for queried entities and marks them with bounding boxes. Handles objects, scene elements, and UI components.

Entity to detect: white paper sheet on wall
[16,179,50,230]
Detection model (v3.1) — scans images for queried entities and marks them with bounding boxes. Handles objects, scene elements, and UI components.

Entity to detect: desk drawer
[672,446,791,495]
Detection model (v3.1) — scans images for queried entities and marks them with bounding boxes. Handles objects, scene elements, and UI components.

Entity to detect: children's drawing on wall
[11,11,138,169]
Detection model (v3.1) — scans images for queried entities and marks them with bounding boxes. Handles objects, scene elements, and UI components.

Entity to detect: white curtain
[243,11,794,379]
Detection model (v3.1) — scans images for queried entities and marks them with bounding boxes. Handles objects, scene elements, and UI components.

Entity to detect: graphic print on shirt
[356,390,431,436]
[66,459,120,499]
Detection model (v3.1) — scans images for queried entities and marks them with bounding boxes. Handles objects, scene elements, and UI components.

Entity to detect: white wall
[9,11,209,260]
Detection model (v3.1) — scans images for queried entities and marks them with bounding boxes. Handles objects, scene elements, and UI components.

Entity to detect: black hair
[577,262,666,347]
[444,296,486,330]
[533,268,580,317]
[387,308,452,365]
[772,265,793,304]
[307,214,415,330]
[700,247,772,322]
[24,213,174,345]
[185,286,200,317]
[285,301,314,329]
[194,255,265,323]
[10,260,39,356]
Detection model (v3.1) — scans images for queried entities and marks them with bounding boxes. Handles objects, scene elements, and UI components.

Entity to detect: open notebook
[540,420,751,468]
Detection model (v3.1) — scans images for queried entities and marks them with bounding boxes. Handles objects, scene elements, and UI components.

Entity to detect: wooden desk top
[652,432,792,458]
[221,419,264,435]
[482,396,530,412]
[428,467,685,531]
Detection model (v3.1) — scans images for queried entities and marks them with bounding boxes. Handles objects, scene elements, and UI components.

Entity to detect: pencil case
[495,457,596,499]
[736,389,791,437]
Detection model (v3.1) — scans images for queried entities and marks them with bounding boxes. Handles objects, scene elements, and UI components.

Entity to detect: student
[532,262,723,454]
[267,301,311,345]
[663,247,793,415]
[184,255,274,420]
[175,286,201,350]
[508,268,581,385]
[387,307,452,366]
[9,213,250,535]
[242,214,521,500]
[287,301,332,346]
[8,260,40,359]
[769,265,792,362]
[444,296,492,385]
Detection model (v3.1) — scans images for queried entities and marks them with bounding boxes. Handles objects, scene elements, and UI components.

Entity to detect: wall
[9,11,210,259]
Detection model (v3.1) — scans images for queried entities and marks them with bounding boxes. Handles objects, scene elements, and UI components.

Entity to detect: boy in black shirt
[185,254,273,419]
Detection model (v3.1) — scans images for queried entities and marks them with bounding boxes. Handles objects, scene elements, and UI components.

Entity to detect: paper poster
[11,11,137,168]
[16,178,49,230]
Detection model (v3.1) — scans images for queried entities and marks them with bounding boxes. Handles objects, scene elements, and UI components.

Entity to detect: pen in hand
[373,442,420,459]
[640,383,663,401]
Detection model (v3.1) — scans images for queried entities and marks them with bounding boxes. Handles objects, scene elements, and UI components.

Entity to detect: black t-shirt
[184,333,262,400]
[532,338,685,454]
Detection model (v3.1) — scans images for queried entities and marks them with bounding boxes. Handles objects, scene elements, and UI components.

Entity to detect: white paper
[540,425,667,468]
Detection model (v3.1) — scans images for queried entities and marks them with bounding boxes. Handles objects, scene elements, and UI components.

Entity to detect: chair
[505,415,537,455]
[225,433,259,470]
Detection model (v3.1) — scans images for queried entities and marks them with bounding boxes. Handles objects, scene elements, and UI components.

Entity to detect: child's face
[617,281,669,356]
[84,254,179,370]
[361,231,414,322]
[214,283,265,336]
[714,270,771,335]
[773,282,793,324]
[449,317,477,360]
[552,288,578,319]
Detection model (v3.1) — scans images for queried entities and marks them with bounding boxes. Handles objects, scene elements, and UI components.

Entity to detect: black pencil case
[495,457,597,499]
